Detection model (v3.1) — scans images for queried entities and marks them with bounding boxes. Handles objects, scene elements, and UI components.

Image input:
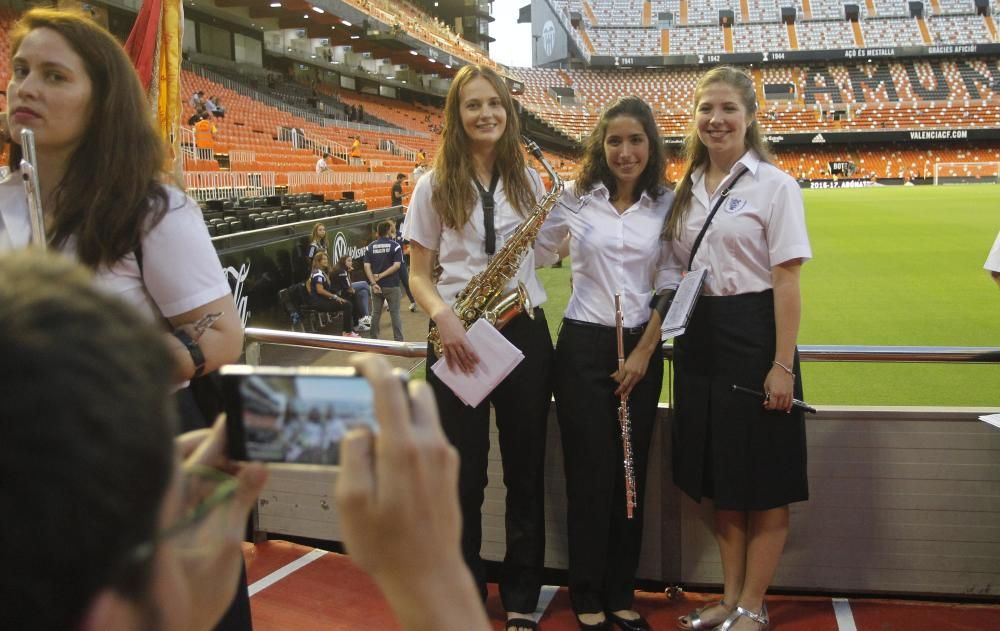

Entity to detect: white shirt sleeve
[653,238,684,293]
[139,189,233,317]
[534,182,573,267]
[766,176,813,267]
[401,171,442,251]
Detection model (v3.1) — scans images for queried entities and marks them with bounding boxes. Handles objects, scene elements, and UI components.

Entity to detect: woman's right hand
[434,308,479,373]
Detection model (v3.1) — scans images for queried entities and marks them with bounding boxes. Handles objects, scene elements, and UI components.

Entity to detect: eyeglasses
[129,465,239,564]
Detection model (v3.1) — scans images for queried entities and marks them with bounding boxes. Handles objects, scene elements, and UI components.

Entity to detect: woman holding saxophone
[402,64,553,631]
[534,97,673,631]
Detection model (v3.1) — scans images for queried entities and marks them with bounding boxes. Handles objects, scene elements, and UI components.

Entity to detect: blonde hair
[664,66,774,240]
[431,65,535,230]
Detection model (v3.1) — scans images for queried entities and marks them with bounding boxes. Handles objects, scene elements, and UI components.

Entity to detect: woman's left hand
[611,348,650,398]
[763,365,795,413]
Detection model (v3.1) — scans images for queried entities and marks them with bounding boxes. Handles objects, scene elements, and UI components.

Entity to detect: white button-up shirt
[662,150,812,296]
[0,175,232,320]
[402,168,548,307]
[535,179,674,328]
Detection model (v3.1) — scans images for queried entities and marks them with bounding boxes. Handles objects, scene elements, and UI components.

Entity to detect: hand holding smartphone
[221,365,387,465]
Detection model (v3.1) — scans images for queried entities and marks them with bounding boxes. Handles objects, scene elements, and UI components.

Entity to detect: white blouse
[0,176,232,320]
[662,150,812,296]
[535,179,674,328]
[402,168,548,307]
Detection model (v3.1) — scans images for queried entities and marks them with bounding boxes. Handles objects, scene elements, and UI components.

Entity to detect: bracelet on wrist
[173,329,207,378]
[772,360,795,377]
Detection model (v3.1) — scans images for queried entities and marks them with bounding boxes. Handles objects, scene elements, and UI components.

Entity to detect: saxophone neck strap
[687,165,749,272]
[473,168,500,256]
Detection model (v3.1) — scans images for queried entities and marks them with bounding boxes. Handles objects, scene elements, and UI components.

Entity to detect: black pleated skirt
[672,290,808,510]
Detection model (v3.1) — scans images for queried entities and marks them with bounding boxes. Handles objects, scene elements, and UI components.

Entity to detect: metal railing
[229,149,257,164]
[244,328,1000,366]
[184,171,277,201]
[286,172,396,188]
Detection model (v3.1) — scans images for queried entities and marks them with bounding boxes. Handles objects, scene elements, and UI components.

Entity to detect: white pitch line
[832,597,859,631]
[248,548,328,596]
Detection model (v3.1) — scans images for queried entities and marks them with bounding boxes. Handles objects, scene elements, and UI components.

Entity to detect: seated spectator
[207,96,225,118]
[187,105,207,126]
[307,251,362,336]
[333,254,372,327]
[306,222,329,261]
[189,89,204,108]
[316,152,332,173]
[0,249,267,631]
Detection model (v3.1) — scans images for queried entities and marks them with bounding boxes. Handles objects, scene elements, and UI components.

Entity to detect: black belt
[563,318,646,336]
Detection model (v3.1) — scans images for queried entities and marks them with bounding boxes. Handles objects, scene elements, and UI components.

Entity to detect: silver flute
[615,293,637,519]
[20,128,46,248]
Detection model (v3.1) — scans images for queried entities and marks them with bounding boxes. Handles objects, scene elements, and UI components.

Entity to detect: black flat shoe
[576,614,613,630]
[607,610,651,631]
[505,617,538,631]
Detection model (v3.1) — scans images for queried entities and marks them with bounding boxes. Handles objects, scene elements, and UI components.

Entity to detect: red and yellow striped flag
[124,0,184,179]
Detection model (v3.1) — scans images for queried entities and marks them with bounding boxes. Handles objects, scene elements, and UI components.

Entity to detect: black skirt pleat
[672,290,808,510]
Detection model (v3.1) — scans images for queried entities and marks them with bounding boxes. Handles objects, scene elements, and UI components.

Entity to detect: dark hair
[575,96,666,202]
[396,173,405,181]
[322,152,332,159]
[431,64,535,230]
[377,220,393,237]
[7,8,170,269]
[336,254,352,272]
[0,251,176,629]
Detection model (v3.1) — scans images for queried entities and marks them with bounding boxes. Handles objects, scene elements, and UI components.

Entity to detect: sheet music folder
[660,268,707,340]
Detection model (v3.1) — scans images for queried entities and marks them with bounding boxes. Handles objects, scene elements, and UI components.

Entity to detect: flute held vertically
[20,128,46,249]
[615,293,637,519]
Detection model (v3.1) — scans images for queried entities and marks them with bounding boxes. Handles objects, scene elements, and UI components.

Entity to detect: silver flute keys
[20,129,46,248]
[615,293,637,519]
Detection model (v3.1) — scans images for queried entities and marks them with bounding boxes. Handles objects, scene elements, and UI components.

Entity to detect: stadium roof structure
[196,0,471,76]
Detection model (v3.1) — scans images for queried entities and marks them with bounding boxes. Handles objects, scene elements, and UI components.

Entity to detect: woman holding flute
[535,96,674,631]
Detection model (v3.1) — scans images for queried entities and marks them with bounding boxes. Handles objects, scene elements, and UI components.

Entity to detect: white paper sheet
[979,414,1000,430]
[430,318,525,407]
[661,268,707,339]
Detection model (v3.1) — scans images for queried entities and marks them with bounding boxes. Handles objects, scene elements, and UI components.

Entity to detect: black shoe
[576,614,612,631]
[505,617,538,631]
[606,611,651,631]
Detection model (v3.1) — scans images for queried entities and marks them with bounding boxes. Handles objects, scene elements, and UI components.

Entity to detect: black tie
[473,169,500,256]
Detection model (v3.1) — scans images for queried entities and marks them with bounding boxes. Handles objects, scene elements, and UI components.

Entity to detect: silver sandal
[713,604,769,631]
[678,600,729,630]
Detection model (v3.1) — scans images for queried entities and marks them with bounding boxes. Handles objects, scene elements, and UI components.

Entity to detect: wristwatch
[173,329,206,378]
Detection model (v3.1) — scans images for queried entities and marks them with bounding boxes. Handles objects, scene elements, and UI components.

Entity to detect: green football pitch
[537,184,1000,407]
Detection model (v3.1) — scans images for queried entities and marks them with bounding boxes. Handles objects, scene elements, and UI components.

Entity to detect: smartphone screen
[221,365,376,465]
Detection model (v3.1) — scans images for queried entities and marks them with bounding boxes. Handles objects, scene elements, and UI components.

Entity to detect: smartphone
[221,365,377,465]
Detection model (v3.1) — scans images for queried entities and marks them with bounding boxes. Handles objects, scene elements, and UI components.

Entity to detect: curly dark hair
[574,96,667,202]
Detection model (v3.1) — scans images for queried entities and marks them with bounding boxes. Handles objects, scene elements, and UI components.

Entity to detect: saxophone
[427,136,563,356]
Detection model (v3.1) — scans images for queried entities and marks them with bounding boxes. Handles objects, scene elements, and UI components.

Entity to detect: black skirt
[672,290,808,510]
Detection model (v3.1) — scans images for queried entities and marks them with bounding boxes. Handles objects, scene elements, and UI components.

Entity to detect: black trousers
[311,296,354,331]
[426,308,553,613]
[553,320,663,615]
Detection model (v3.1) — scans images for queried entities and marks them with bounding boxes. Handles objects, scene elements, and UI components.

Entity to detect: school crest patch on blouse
[724,197,748,214]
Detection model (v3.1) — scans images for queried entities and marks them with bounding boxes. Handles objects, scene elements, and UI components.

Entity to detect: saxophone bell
[483,281,533,328]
